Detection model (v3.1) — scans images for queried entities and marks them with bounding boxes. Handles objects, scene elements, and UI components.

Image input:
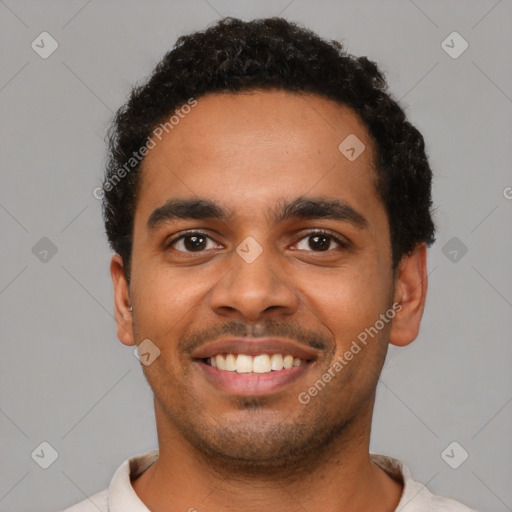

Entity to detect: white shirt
[61,449,476,511]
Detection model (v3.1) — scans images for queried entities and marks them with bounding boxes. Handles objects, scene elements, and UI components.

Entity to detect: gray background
[1,0,511,511]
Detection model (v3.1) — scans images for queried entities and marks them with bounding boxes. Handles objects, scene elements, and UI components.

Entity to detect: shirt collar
[107,449,429,511]
[108,449,158,512]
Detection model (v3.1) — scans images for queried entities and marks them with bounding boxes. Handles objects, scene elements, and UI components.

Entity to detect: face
[112,90,424,469]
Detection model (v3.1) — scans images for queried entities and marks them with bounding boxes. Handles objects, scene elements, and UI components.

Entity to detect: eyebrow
[146,196,369,232]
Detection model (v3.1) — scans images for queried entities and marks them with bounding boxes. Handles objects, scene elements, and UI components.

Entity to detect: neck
[132,401,403,511]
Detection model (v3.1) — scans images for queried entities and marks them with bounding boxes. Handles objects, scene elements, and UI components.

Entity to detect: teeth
[225,353,237,371]
[252,354,271,373]
[235,354,253,373]
[208,353,305,373]
[270,354,283,370]
[216,354,226,370]
[283,355,294,369]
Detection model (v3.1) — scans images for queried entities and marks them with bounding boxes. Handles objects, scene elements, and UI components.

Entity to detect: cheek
[131,263,210,340]
[300,264,388,329]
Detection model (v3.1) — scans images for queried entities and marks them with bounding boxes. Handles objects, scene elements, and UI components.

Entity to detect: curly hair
[102,16,436,281]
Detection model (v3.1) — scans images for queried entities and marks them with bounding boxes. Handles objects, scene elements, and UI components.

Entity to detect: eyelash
[165,229,349,253]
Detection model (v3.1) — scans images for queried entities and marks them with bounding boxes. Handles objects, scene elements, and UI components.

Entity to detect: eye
[167,231,221,253]
[294,230,348,252]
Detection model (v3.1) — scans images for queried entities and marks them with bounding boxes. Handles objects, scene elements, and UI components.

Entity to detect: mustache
[179,319,330,355]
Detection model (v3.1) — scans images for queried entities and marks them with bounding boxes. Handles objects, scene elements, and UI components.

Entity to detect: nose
[209,240,299,321]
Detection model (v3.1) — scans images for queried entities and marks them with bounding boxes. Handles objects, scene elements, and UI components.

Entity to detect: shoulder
[404,479,477,511]
[59,489,109,512]
[370,453,477,512]
[57,449,159,512]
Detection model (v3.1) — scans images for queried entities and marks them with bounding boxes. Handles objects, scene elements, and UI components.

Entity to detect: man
[63,16,475,512]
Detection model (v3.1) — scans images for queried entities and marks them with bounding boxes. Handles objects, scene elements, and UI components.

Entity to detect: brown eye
[294,231,347,252]
[309,234,331,251]
[182,234,207,251]
[168,231,219,253]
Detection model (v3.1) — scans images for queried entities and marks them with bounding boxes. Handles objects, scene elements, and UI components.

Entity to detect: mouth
[192,338,319,396]
[205,353,307,373]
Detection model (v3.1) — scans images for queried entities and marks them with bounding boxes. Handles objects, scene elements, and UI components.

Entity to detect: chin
[179,410,350,475]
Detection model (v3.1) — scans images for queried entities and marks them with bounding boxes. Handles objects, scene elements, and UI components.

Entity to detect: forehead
[143,90,374,171]
[135,90,383,231]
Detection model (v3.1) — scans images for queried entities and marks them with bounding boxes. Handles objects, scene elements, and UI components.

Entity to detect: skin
[110,90,428,511]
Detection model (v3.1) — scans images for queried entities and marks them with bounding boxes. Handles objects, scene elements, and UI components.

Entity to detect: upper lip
[191,338,321,361]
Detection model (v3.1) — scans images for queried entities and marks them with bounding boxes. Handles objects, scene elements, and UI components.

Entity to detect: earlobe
[388,243,428,348]
[110,254,136,346]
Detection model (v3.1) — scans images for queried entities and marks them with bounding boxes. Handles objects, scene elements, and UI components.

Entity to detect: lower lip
[195,360,312,396]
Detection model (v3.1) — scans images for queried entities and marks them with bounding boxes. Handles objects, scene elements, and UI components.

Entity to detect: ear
[388,243,428,347]
[110,253,136,346]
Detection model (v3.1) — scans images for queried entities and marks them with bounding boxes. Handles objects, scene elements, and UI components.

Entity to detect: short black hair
[102,16,436,281]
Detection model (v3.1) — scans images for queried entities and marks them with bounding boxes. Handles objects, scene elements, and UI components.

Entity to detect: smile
[192,337,319,396]
[206,353,307,374]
